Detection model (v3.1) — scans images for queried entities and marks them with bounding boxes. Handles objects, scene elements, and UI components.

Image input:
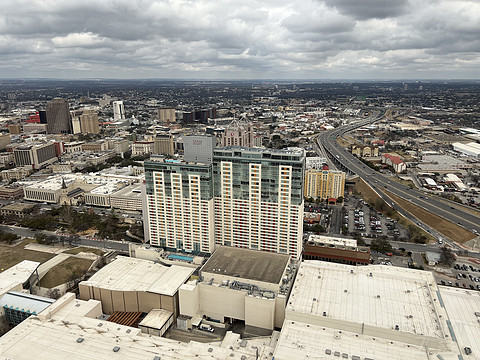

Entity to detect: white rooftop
[0,293,274,360]
[273,320,457,360]
[0,260,39,297]
[439,286,480,357]
[81,256,194,297]
[308,234,357,249]
[287,261,446,339]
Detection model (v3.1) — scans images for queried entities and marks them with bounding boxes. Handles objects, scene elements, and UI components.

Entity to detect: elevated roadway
[316,111,480,255]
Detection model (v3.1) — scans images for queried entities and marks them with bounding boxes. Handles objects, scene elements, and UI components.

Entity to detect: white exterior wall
[23,187,60,203]
[214,162,302,258]
[84,193,110,207]
[146,171,215,253]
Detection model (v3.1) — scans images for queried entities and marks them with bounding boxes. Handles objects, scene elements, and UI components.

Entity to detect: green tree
[370,238,393,253]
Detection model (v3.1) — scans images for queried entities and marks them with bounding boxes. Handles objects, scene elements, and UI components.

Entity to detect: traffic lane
[326,144,480,233]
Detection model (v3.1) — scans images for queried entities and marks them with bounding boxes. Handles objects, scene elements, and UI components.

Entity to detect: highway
[316,111,480,254]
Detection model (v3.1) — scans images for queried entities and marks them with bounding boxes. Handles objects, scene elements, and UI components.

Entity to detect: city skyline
[1,0,479,80]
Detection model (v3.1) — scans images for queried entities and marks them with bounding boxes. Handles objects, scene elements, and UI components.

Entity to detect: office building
[143,156,216,254]
[112,101,125,121]
[79,109,99,134]
[304,169,345,200]
[46,98,72,134]
[183,135,215,164]
[213,147,304,258]
[0,134,11,151]
[13,143,57,169]
[157,107,176,123]
[153,134,174,155]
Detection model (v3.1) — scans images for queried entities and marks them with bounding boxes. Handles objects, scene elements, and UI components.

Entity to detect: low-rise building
[0,167,33,181]
[302,234,370,265]
[179,246,296,334]
[79,256,194,317]
[110,183,143,211]
[0,185,24,200]
[352,144,378,157]
[132,140,154,156]
[382,153,407,173]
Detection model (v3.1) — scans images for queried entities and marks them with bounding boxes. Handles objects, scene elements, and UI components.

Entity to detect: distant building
[304,169,345,200]
[13,143,57,169]
[183,135,215,164]
[157,107,176,123]
[112,101,125,121]
[132,141,154,156]
[7,125,21,135]
[153,134,174,156]
[305,156,327,170]
[0,185,24,200]
[220,117,262,148]
[382,153,406,173]
[46,98,72,134]
[79,109,99,134]
[0,133,11,151]
[352,144,378,158]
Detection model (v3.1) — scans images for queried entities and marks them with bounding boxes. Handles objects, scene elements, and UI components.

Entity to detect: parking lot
[342,196,409,240]
[439,262,480,291]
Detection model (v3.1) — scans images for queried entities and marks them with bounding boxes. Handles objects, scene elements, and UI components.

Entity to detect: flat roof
[274,320,447,360]
[0,293,272,360]
[439,286,480,356]
[110,183,142,198]
[139,308,173,330]
[0,260,40,297]
[287,261,444,339]
[308,234,357,249]
[81,256,194,297]
[201,246,290,284]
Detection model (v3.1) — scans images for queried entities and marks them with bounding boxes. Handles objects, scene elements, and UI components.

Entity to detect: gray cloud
[0,0,478,79]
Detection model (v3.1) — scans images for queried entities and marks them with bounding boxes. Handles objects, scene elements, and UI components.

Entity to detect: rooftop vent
[76,338,84,343]
[325,349,332,355]
[154,357,161,360]
[323,312,327,317]
[395,325,400,331]
[113,346,120,352]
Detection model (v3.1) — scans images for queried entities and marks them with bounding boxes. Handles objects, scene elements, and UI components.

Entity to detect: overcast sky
[0,0,479,80]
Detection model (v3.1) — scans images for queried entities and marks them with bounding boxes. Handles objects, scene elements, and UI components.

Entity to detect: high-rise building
[46,98,72,134]
[183,135,215,164]
[143,156,215,254]
[304,169,345,200]
[157,107,176,123]
[213,147,305,258]
[113,101,125,121]
[154,134,174,156]
[80,109,100,134]
[220,117,262,148]
[143,146,305,258]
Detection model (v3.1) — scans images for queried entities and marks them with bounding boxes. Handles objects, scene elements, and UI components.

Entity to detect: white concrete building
[112,100,125,121]
[110,183,143,211]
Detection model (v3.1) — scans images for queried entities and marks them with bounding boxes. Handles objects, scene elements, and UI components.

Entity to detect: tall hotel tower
[213,147,304,258]
[143,143,305,258]
[46,98,72,134]
[143,156,216,254]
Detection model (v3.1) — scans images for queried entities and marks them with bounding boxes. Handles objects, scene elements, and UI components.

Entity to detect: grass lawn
[386,191,476,244]
[0,239,55,271]
[63,247,105,256]
[39,257,94,288]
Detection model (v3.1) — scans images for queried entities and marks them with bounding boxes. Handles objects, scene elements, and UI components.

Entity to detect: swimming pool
[167,254,194,262]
